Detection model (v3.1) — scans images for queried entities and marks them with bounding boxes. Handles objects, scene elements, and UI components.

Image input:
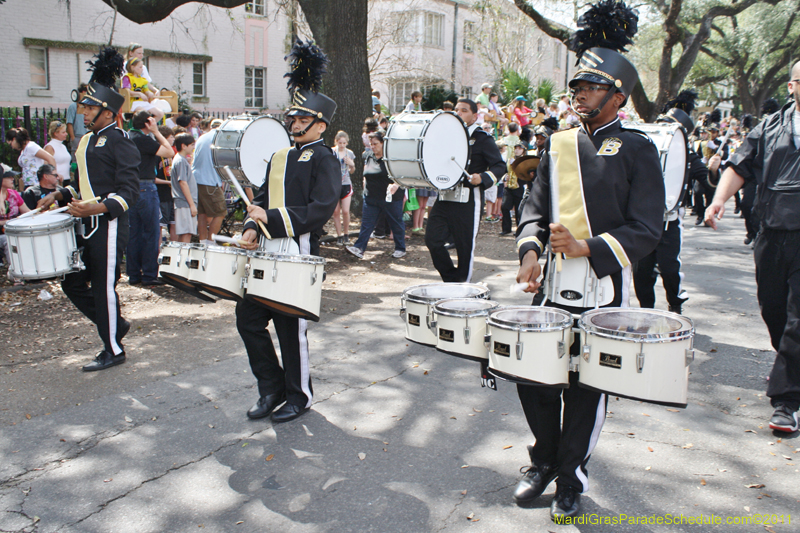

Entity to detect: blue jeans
[127,181,161,282]
[353,195,405,252]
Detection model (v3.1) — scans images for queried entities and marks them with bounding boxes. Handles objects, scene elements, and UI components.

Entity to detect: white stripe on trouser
[298,232,312,407]
[465,190,481,283]
[106,219,122,355]
[574,392,607,493]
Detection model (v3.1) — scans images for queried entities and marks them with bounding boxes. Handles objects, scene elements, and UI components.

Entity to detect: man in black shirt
[127,110,174,286]
[22,165,61,210]
[706,61,800,433]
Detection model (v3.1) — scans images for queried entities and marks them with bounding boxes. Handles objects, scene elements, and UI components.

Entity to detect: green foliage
[535,79,558,105]
[421,86,458,111]
[500,68,533,103]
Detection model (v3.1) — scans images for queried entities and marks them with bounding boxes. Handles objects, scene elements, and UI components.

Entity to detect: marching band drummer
[235,41,340,424]
[38,48,140,372]
[513,0,664,520]
[425,98,506,283]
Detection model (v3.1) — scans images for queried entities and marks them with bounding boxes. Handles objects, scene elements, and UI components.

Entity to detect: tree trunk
[298,0,372,216]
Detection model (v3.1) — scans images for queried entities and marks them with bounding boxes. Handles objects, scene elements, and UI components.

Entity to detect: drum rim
[402,282,489,304]
[203,244,250,256]
[5,214,75,232]
[246,250,325,264]
[579,307,695,343]
[433,298,498,317]
[488,305,573,332]
[186,243,208,250]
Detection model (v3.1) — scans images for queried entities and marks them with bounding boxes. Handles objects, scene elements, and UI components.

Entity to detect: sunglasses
[570,85,611,96]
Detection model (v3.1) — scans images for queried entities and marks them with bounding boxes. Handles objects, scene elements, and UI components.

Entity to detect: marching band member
[424,98,505,282]
[236,41,340,424]
[38,48,140,372]
[513,0,664,520]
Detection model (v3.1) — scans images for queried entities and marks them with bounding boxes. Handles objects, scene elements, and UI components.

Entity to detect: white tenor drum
[212,115,292,187]
[186,244,248,301]
[384,111,469,190]
[543,255,614,309]
[158,242,194,289]
[5,213,83,280]
[432,298,499,362]
[579,308,694,407]
[244,251,326,321]
[487,306,573,387]
[400,283,490,346]
[634,123,689,212]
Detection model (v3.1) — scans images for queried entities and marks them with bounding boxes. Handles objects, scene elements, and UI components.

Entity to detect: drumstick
[450,156,472,181]
[18,196,101,219]
[222,166,272,240]
[549,151,562,272]
[211,233,249,247]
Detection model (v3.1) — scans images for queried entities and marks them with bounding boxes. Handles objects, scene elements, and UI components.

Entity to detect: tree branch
[99,0,248,23]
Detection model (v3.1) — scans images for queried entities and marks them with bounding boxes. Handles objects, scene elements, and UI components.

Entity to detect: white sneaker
[391,250,407,258]
[346,246,364,259]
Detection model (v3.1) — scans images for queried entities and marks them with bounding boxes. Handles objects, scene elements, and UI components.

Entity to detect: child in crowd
[171,133,197,242]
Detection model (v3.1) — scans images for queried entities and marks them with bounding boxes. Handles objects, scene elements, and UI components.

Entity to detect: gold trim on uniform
[108,193,128,212]
[485,171,498,186]
[575,67,616,84]
[267,147,295,237]
[550,128,592,241]
[599,232,630,268]
[76,133,97,203]
[581,57,599,68]
[585,50,604,64]
[290,104,323,117]
[517,235,543,254]
[277,207,294,237]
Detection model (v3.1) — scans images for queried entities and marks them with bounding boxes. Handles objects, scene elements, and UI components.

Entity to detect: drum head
[434,298,498,316]
[580,308,693,342]
[421,112,469,190]
[215,116,291,187]
[489,306,572,331]
[6,212,73,231]
[635,124,688,212]
[404,282,487,303]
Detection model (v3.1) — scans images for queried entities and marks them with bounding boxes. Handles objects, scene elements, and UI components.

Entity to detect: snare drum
[244,251,326,321]
[212,115,292,187]
[400,283,490,346]
[578,308,694,407]
[632,123,689,213]
[384,111,469,190]
[5,213,82,280]
[432,298,499,361]
[158,242,194,289]
[186,244,248,301]
[487,306,573,387]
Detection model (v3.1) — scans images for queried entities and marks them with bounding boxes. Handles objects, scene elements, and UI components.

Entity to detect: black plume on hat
[284,39,328,94]
[569,0,639,62]
[662,89,698,115]
[86,47,124,88]
[709,108,721,124]
[761,98,780,116]
[742,114,754,130]
[542,117,559,131]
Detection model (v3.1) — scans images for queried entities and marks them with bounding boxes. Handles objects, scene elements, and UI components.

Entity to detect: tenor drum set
[400,283,695,408]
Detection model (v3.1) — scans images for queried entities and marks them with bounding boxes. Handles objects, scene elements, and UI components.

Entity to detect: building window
[245,0,265,16]
[554,43,561,69]
[462,87,473,100]
[423,12,444,47]
[245,67,265,108]
[29,47,49,89]
[463,21,475,53]
[392,81,416,114]
[192,63,206,97]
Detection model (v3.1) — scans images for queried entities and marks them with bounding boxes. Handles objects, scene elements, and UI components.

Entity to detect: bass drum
[384,111,469,190]
[212,115,292,188]
[633,123,688,213]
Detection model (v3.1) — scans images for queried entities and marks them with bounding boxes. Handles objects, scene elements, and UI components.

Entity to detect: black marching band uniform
[53,49,140,371]
[512,0,664,520]
[236,41,340,423]
[633,92,708,314]
[425,116,506,282]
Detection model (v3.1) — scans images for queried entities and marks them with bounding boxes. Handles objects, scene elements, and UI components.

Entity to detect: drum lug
[272,266,278,282]
[483,333,491,349]
[72,249,85,271]
[399,306,406,318]
[557,341,566,359]
[427,314,437,334]
[311,271,317,285]
[685,348,695,366]
[201,257,207,271]
[515,341,523,360]
[582,344,591,362]
[230,260,237,275]
[570,355,580,372]
[242,263,250,289]
[637,351,645,373]
[464,326,471,345]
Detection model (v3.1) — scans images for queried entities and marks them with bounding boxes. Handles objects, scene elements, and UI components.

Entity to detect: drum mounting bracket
[464,325,471,345]
[637,349,645,374]
[685,348,695,366]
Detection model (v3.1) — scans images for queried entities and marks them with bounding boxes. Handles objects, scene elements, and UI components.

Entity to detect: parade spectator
[171,133,197,242]
[0,168,30,279]
[22,164,61,210]
[405,91,422,112]
[5,128,56,189]
[155,125,177,242]
[372,90,382,115]
[477,83,492,109]
[190,112,203,138]
[512,96,533,127]
[125,43,153,82]
[332,131,356,245]
[346,132,406,259]
[503,122,520,149]
[127,110,173,286]
[412,187,435,235]
[121,59,170,121]
[442,101,455,112]
[66,83,88,156]
[362,117,379,151]
[193,120,226,242]
[44,121,71,185]
[557,94,570,114]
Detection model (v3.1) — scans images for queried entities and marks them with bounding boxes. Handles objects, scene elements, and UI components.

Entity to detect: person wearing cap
[633,93,712,315]
[705,60,800,433]
[513,1,664,520]
[477,83,492,109]
[235,40,340,424]
[512,96,533,127]
[500,143,528,236]
[38,48,140,372]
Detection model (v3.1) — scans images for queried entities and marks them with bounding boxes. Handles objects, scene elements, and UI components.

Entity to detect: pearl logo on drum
[408,314,421,327]
[494,342,511,358]
[438,329,455,343]
[599,352,622,369]
[560,289,583,301]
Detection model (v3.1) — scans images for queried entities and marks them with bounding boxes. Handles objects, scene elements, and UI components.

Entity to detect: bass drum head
[215,116,291,188]
[662,127,688,211]
[420,112,469,190]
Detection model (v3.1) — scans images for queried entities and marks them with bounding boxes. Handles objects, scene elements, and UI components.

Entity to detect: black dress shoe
[512,462,558,505]
[668,305,682,315]
[82,350,126,372]
[142,279,166,286]
[271,403,310,423]
[247,392,286,420]
[694,219,704,226]
[444,242,456,250]
[550,485,581,522]
[744,236,753,245]
[117,319,131,342]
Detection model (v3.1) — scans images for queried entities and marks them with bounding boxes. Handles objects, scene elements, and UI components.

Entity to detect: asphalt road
[1,201,798,533]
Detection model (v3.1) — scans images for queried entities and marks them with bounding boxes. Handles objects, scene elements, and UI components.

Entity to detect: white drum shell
[186,245,248,301]
[579,334,691,407]
[488,326,572,387]
[158,242,194,285]
[384,112,469,191]
[5,213,79,280]
[433,299,498,361]
[401,283,490,346]
[245,252,325,321]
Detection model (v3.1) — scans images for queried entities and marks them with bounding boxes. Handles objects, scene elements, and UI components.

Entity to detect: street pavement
[1,201,798,532]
